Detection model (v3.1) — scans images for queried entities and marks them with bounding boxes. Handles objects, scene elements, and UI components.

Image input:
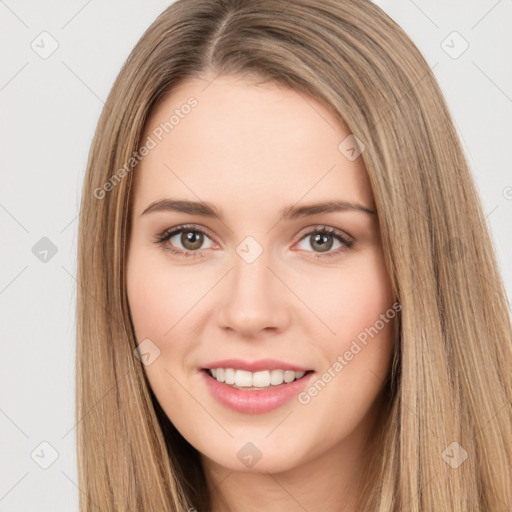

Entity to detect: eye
[155,224,215,257]
[295,226,354,258]
[155,224,354,259]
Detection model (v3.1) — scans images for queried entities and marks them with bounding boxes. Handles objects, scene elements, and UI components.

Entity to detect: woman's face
[126,75,396,478]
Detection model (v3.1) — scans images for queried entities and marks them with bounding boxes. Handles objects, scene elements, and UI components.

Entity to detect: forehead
[131,75,373,217]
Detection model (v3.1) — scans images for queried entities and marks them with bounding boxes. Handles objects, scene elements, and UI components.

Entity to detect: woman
[76,0,512,510]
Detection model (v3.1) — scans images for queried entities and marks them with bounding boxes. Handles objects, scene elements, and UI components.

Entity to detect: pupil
[179,231,334,253]
[312,233,332,252]
[182,231,203,250]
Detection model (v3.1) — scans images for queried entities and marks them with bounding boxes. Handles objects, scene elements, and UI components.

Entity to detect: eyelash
[154,224,354,259]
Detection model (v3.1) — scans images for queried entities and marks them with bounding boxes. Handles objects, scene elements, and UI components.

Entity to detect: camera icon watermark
[443,237,467,263]
[32,237,58,263]
[441,31,469,59]
[236,236,263,264]
[338,134,365,161]
[31,441,59,469]
[134,338,161,366]
[31,31,59,59]
[441,441,468,469]
[237,442,262,469]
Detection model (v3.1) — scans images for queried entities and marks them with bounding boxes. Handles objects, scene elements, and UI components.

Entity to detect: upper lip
[202,358,312,373]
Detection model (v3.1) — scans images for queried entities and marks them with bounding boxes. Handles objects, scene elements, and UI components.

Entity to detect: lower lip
[200,369,315,414]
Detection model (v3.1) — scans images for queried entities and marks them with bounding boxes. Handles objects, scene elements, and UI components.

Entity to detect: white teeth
[235,370,253,387]
[208,368,308,388]
[252,371,270,387]
[270,369,284,385]
[284,370,295,383]
[224,368,236,385]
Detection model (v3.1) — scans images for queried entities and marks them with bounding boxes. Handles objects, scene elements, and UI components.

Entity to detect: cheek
[299,249,394,343]
[294,257,395,446]
[301,249,395,400]
[126,264,167,342]
[126,248,207,341]
[126,251,197,400]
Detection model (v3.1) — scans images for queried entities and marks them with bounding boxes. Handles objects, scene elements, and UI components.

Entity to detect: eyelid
[155,223,218,247]
[155,223,354,258]
[294,224,354,244]
[158,223,214,236]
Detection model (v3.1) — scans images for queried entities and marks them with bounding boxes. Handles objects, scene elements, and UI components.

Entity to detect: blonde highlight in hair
[76,0,512,510]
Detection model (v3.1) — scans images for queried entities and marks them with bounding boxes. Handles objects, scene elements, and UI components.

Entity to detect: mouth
[201,367,315,391]
[200,366,316,414]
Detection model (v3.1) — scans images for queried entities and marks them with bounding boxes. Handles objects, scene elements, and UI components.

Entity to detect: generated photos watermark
[93,96,198,200]
[297,301,402,405]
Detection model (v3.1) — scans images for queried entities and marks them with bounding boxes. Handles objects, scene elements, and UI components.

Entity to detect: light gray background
[1,1,511,510]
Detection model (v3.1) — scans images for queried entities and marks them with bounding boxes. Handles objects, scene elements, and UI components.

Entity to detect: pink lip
[202,358,312,372]
[200,369,315,414]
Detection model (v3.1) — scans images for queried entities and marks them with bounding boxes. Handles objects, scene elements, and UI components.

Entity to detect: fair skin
[126,74,396,512]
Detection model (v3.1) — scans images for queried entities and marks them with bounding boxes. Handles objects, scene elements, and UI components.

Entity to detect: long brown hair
[76,0,512,510]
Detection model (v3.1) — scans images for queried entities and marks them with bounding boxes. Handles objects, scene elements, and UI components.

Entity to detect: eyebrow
[140,198,376,220]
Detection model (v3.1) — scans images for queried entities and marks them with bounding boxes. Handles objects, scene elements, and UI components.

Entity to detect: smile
[201,368,316,414]
[207,368,308,389]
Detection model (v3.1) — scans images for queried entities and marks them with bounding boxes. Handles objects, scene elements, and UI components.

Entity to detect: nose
[216,248,291,337]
